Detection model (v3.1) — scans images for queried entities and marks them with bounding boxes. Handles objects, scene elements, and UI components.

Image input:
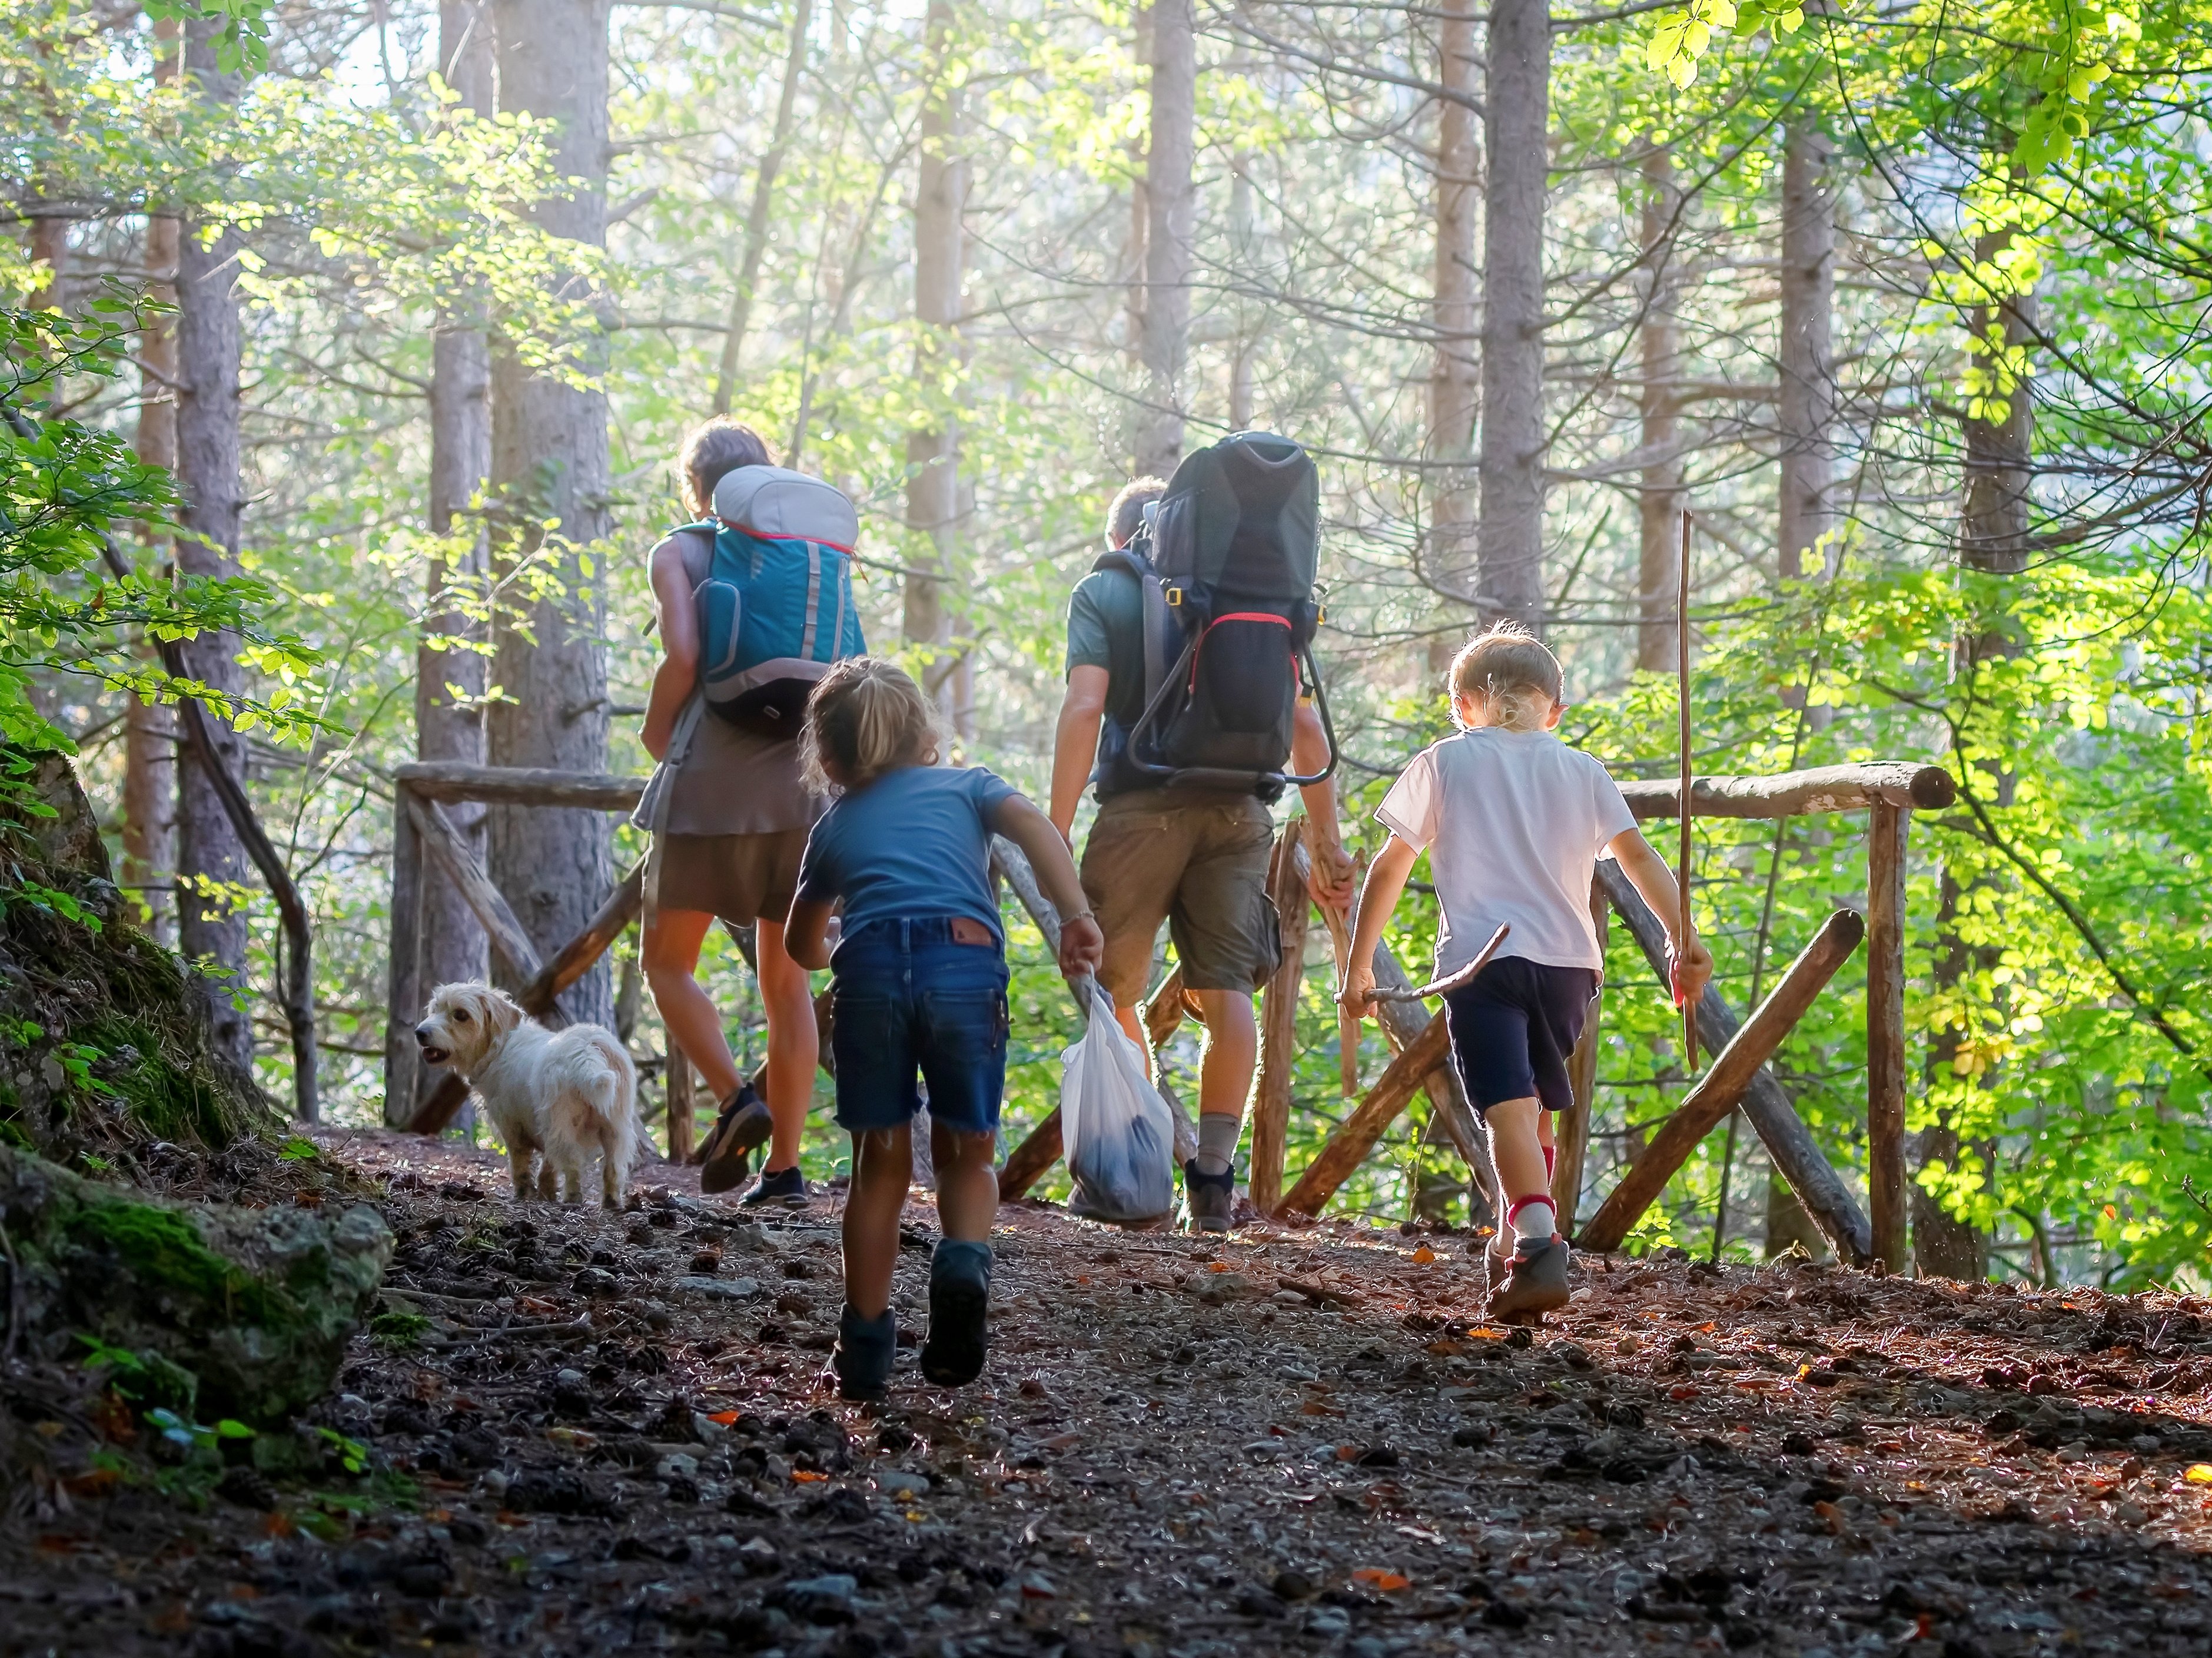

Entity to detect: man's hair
[1447,623,1565,732]
[678,415,773,518]
[1104,476,1168,548]
[801,656,942,795]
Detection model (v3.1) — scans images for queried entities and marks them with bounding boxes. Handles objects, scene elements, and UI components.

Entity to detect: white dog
[415,983,641,1209]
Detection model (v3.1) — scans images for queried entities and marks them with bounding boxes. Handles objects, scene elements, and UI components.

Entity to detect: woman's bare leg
[643,907,740,1100]
[756,918,819,1172]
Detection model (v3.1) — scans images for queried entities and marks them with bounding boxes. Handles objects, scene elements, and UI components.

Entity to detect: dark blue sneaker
[834,1304,897,1400]
[739,1163,808,1206]
[699,1083,773,1195]
[1182,1160,1235,1233]
[920,1241,992,1386]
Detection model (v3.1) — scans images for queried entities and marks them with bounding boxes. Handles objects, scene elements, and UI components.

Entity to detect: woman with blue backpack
[636,416,866,1205]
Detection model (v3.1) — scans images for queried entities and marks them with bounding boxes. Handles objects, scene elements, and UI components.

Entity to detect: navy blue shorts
[828,916,1009,1136]
[1441,957,1599,1116]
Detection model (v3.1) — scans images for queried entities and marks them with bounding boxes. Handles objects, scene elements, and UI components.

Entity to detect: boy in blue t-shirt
[785,658,1101,1398]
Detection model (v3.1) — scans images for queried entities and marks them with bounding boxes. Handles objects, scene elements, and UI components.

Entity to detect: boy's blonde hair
[801,657,941,794]
[1448,623,1564,732]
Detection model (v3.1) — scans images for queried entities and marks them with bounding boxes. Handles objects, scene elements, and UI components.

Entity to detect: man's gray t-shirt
[1064,565,1148,731]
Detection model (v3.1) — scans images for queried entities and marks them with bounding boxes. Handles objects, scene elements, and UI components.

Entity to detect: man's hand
[1059,912,1105,980]
[1668,934,1715,1009]
[1306,837,1358,913]
[1336,960,1377,1022]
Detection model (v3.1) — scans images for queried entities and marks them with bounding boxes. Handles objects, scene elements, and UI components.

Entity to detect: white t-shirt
[1375,728,1638,974]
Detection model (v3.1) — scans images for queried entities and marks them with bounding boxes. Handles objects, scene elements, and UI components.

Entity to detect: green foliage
[368,1309,429,1348]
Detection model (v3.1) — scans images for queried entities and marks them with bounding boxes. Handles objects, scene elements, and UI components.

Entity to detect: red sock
[1506,1193,1557,1244]
[1543,1145,1556,1182]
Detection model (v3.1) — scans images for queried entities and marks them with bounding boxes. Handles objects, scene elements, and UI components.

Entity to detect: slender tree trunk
[173,17,254,1079]
[1636,142,1681,673]
[1917,225,2035,1282]
[904,0,965,715]
[1426,5,1480,669]
[394,0,497,1125]
[1778,121,1836,582]
[1123,8,1151,382]
[486,0,615,1027]
[1476,0,1548,631]
[125,119,180,949]
[711,0,812,414]
[1227,157,1257,432]
[1134,0,1194,478]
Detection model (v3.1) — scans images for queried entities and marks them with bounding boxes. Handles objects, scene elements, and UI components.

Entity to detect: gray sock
[1195,1112,1241,1178]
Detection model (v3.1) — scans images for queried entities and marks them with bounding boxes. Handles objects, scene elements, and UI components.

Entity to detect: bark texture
[1476,0,1549,631]
[1426,5,1480,659]
[486,0,616,1027]
[172,18,254,1077]
[905,0,965,712]
[1637,142,1682,672]
[396,0,497,1126]
[1134,0,1195,479]
[1778,121,1836,582]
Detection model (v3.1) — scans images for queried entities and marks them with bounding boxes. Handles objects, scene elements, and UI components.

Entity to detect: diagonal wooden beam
[405,792,542,982]
[1576,907,1864,1255]
[1278,1011,1452,1217]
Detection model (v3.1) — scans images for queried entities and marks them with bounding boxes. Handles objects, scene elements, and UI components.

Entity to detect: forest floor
[6,1129,2212,1658]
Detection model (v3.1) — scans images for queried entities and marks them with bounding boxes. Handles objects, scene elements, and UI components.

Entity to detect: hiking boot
[698,1083,773,1194]
[1181,1160,1235,1234]
[740,1164,808,1207]
[833,1304,897,1401]
[1489,1234,1572,1320]
[920,1241,992,1386]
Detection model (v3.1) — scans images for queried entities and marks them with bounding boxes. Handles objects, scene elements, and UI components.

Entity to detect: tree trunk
[1426,4,1480,665]
[172,17,254,1079]
[1778,121,1836,582]
[125,183,180,949]
[1636,142,1681,672]
[486,0,615,1028]
[1917,224,2036,1281]
[904,0,965,705]
[1134,0,1194,478]
[1123,8,1151,382]
[711,0,811,414]
[395,0,497,1126]
[1476,0,1548,631]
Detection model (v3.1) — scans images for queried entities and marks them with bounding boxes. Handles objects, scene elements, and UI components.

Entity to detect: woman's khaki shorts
[1078,792,1281,1004]
[655,830,809,925]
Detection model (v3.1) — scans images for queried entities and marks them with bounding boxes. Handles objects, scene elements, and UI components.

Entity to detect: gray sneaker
[1489,1234,1571,1320]
[1182,1160,1235,1234]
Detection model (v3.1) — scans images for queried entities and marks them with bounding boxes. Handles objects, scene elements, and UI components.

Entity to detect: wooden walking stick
[1677,509,1699,1072]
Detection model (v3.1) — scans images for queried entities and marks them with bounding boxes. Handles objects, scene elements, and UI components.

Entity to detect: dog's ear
[480,987,525,1035]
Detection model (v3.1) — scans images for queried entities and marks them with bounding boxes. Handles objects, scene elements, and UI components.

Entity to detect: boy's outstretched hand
[1059,911,1105,981]
[1669,933,1716,1009]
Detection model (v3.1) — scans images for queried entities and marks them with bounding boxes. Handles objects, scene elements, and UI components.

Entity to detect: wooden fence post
[666,1046,696,1164]
[384,788,426,1126]
[1249,820,1308,1213]
[1552,877,1605,1232]
[1867,801,1909,1271]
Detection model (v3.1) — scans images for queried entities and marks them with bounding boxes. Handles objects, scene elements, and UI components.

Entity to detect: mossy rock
[0,1140,391,1423]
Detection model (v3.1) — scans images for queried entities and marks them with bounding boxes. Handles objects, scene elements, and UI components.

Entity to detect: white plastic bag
[1061,985,1175,1223]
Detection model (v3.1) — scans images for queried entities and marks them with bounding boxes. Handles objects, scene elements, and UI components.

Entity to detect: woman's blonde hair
[1447,622,1565,732]
[801,657,941,794]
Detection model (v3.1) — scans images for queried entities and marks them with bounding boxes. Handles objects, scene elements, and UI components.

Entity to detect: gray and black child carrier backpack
[1091,431,1339,802]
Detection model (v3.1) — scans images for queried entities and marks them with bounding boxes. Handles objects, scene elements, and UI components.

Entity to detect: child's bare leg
[842,1126,912,1319]
[1487,1096,1554,1238]
[931,1123,998,1242]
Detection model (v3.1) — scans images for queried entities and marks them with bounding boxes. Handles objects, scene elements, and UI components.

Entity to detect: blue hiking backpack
[692,465,867,737]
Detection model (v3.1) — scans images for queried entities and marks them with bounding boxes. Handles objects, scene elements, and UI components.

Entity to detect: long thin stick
[1368,923,1512,1002]
[1678,509,1698,1075]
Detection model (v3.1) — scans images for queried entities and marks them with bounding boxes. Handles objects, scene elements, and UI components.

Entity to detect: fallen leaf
[792,1469,828,1483]
[708,1411,739,1425]
[1411,1246,1437,1265]
[1669,1385,1700,1401]
[1352,1569,1411,1591]
[2184,1464,2212,1485]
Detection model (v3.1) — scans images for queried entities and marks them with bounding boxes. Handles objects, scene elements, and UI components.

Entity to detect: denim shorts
[829,916,1010,1136]
[1442,957,1600,1115]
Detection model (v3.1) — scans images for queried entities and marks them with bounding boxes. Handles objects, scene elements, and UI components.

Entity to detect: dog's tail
[580,1029,642,1171]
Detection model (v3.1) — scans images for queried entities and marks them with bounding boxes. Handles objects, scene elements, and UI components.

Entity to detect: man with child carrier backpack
[636,416,867,1209]
[1048,430,1358,1232]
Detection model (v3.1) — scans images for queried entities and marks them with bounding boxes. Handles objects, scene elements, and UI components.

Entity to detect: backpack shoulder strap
[667,521,719,593]
[1088,545,1170,708]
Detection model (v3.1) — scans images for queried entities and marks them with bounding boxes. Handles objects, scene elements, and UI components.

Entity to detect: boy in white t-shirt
[1341,624,1712,1317]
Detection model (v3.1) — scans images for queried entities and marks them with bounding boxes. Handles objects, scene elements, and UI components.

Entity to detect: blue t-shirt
[795,764,1020,941]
